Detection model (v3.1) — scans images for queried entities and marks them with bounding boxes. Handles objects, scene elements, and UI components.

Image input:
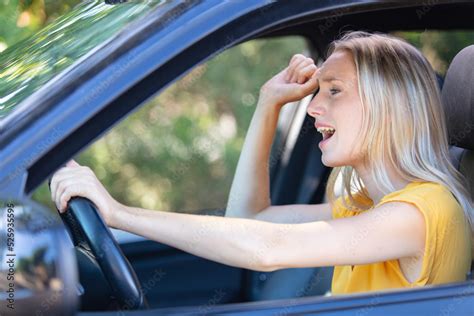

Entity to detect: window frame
[2,1,474,311]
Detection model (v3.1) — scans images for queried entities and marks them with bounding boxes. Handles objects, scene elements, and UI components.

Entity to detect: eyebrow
[319,75,344,83]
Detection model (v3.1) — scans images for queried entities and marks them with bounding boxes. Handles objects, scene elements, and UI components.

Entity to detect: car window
[31,29,474,216]
[31,36,309,214]
[0,0,168,120]
[393,30,474,76]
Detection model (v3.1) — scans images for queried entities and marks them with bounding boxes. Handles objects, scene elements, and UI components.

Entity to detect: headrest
[441,45,474,150]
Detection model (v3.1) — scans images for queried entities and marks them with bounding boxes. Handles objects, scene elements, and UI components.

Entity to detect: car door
[6,1,474,314]
[64,34,315,309]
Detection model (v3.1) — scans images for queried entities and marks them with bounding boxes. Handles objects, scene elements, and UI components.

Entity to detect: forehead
[317,50,356,83]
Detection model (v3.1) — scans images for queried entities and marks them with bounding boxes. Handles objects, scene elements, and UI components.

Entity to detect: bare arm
[254,203,332,223]
[51,166,424,272]
[225,54,320,221]
[224,101,280,219]
[108,200,424,273]
[111,202,278,271]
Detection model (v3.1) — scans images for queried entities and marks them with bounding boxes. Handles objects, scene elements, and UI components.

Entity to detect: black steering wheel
[49,178,147,310]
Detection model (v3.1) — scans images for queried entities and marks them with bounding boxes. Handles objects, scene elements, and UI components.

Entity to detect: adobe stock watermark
[416,0,443,20]
[8,126,63,183]
[116,268,167,315]
[318,6,352,35]
[4,202,16,311]
[275,269,327,316]
[438,282,473,316]
[343,203,392,254]
[196,288,226,315]
[449,121,474,147]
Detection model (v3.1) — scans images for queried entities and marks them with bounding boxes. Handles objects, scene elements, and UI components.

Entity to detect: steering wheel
[49,178,148,310]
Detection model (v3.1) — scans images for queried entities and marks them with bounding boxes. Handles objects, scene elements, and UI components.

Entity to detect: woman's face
[306,50,365,167]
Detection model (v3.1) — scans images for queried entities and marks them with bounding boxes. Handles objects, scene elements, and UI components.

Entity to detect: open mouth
[317,127,336,141]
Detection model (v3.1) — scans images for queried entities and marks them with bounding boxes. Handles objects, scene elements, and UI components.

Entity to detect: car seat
[442,45,474,280]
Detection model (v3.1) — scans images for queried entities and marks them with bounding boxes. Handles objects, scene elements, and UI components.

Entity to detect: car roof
[0,0,473,199]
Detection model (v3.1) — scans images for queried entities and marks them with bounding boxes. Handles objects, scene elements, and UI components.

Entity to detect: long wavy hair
[324,31,474,242]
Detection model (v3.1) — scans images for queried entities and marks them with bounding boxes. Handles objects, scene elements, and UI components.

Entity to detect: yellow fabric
[331,181,472,295]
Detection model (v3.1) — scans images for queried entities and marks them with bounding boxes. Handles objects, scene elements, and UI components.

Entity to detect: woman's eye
[330,88,340,95]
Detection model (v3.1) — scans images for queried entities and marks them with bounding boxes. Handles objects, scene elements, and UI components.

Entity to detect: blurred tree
[395,31,474,75]
[3,3,472,214]
[0,0,81,52]
[33,36,310,213]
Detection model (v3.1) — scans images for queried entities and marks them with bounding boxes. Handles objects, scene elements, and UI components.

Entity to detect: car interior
[26,3,474,313]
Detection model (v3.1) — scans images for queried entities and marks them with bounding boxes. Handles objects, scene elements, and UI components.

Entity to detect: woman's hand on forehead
[285,54,318,84]
[259,54,320,108]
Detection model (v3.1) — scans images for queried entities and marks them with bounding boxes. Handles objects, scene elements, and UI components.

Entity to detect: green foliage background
[0,0,81,51]
[1,2,472,214]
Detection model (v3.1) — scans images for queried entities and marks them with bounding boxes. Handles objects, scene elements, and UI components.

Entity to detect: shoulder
[327,195,427,261]
[332,181,461,221]
[374,181,471,281]
[379,181,461,219]
[384,181,451,199]
[401,181,452,198]
[376,181,468,247]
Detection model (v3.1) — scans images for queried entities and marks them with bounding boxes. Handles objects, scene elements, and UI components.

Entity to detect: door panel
[120,240,244,308]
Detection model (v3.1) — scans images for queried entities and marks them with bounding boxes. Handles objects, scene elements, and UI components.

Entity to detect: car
[1,0,473,315]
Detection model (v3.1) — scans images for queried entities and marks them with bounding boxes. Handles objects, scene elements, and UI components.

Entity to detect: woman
[50,31,473,295]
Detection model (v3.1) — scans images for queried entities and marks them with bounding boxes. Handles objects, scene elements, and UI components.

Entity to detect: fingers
[49,159,82,200]
[290,58,311,82]
[50,164,93,212]
[66,159,80,167]
[51,174,77,212]
[48,163,115,226]
[55,178,88,212]
[285,54,317,84]
[50,167,68,206]
[57,182,76,213]
[57,182,88,213]
[50,166,78,205]
[285,54,305,81]
[297,64,318,84]
[299,70,320,95]
[286,54,310,82]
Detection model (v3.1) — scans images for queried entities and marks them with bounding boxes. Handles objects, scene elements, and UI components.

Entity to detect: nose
[306,94,325,118]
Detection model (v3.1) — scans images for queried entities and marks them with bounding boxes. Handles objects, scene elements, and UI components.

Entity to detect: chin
[321,153,349,168]
[321,155,338,167]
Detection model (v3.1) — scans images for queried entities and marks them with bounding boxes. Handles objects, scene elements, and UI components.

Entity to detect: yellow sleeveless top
[331,181,472,295]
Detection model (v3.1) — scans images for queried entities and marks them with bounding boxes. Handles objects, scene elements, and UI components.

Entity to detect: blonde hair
[324,31,474,240]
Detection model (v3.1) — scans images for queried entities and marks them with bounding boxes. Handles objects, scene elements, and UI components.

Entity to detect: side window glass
[32,36,308,214]
[394,30,474,76]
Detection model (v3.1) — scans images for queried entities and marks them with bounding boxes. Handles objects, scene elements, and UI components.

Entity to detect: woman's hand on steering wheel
[50,159,120,227]
[259,53,320,108]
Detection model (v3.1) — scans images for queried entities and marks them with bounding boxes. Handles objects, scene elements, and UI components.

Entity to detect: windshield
[0,0,166,120]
